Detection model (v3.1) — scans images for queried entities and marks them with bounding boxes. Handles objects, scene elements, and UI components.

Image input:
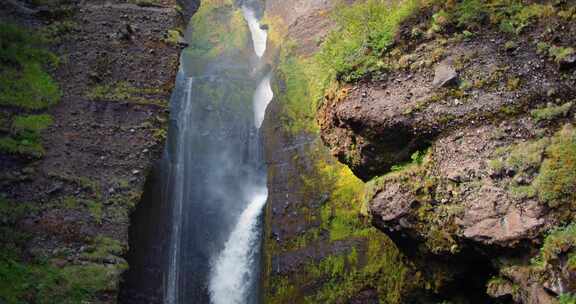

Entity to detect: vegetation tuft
[0,114,53,158]
[0,22,60,109]
[317,0,420,82]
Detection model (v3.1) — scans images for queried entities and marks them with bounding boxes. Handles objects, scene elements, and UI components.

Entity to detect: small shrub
[537,41,551,55]
[429,10,451,34]
[496,3,554,34]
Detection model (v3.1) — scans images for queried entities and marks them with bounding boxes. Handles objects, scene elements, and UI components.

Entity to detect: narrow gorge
[1,0,576,304]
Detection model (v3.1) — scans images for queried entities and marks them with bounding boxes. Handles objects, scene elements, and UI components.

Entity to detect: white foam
[253,73,273,129]
[209,187,268,304]
[242,6,267,58]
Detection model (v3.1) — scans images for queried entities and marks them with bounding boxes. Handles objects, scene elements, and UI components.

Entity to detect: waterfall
[242,5,268,58]
[253,73,273,129]
[121,1,274,303]
[208,4,272,304]
[165,76,193,304]
[208,187,268,304]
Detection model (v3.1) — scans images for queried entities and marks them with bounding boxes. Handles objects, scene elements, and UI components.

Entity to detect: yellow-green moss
[531,102,573,123]
[86,81,167,107]
[185,0,250,66]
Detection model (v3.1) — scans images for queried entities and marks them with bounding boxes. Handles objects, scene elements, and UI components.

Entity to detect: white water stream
[209,188,268,304]
[242,5,268,58]
[208,5,272,304]
[253,73,273,129]
[165,76,194,304]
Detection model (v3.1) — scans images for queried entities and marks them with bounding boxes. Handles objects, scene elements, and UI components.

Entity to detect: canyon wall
[264,0,576,303]
[0,0,196,302]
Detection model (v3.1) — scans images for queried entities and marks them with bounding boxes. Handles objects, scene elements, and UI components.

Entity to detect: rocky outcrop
[318,2,576,303]
[319,34,572,181]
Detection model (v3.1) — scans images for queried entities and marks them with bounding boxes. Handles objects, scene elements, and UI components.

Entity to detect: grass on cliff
[317,0,420,82]
[533,124,576,207]
[0,196,124,303]
[0,254,122,304]
[0,114,53,158]
[274,44,328,133]
[86,81,168,107]
[490,124,576,208]
[0,22,60,109]
[533,223,576,269]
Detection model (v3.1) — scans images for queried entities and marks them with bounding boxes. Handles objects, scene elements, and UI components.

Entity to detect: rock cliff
[317,1,576,302]
[0,0,192,302]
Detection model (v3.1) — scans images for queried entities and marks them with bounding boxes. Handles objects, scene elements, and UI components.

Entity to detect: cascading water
[119,1,273,304]
[208,4,273,304]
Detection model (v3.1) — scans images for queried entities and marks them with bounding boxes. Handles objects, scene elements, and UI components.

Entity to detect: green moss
[164,29,183,45]
[495,3,555,34]
[534,223,576,269]
[0,137,44,158]
[265,143,417,303]
[129,0,162,7]
[12,114,53,134]
[502,137,549,173]
[531,102,573,123]
[312,154,371,241]
[86,81,167,107]
[302,234,409,304]
[0,197,38,225]
[0,22,61,109]
[491,125,576,207]
[39,21,77,44]
[0,114,53,158]
[81,236,124,263]
[186,0,249,65]
[559,293,576,304]
[533,125,576,207]
[85,200,103,224]
[0,255,122,304]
